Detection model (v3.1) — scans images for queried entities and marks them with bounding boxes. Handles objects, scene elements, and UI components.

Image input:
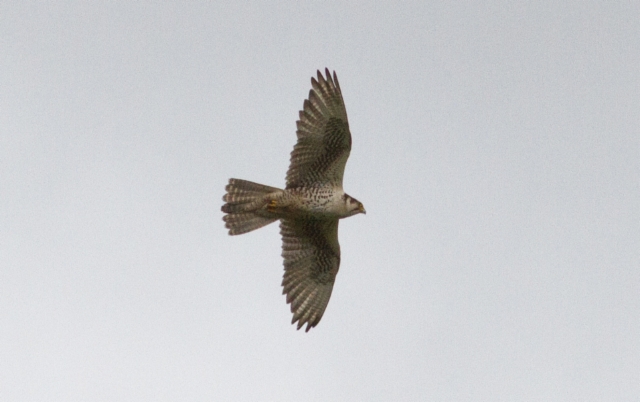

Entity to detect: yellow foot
[267,200,277,213]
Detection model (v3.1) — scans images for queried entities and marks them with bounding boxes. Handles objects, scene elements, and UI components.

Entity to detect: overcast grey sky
[2,1,639,400]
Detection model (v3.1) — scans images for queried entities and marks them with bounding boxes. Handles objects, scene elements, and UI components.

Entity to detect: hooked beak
[359,204,366,215]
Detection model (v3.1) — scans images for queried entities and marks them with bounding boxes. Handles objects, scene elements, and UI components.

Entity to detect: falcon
[221,69,366,332]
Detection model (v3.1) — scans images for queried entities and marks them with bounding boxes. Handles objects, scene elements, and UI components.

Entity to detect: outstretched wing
[286,69,351,189]
[280,218,341,332]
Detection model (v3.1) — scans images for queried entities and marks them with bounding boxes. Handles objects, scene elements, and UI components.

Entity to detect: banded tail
[221,179,282,235]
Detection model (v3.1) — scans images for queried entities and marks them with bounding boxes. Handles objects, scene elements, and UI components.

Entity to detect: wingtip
[292,319,315,333]
[315,68,341,92]
[315,68,334,81]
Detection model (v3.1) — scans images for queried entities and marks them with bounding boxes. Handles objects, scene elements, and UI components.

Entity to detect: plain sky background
[2,1,639,400]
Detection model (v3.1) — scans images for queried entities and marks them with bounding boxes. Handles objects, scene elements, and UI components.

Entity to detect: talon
[267,200,277,212]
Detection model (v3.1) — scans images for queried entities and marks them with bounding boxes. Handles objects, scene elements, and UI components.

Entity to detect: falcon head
[343,194,366,217]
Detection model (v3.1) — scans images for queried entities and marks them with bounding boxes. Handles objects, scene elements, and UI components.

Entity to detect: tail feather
[224,179,281,196]
[222,179,281,235]
[223,212,276,235]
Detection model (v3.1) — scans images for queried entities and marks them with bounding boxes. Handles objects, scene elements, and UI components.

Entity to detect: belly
[285,187,343,217]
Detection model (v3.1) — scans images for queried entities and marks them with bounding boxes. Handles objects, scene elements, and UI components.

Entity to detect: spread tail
[221,179,282,235]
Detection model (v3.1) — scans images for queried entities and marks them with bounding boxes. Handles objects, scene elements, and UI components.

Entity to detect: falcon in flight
[222,69,365,332]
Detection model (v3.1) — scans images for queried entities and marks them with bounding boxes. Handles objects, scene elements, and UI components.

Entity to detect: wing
[286,69,351,189]
[280,218,341,332]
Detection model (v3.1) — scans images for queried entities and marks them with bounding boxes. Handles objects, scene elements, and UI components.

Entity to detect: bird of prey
[221,69,366,332]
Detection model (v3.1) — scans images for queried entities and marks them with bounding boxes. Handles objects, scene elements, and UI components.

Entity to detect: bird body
[276,185,362,218]
[222,69,365,331]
